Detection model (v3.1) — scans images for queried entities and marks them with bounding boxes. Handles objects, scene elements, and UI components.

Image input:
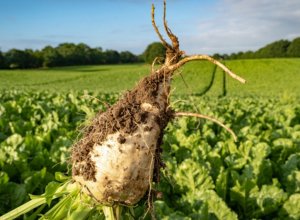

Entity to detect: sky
[0,0,300,55]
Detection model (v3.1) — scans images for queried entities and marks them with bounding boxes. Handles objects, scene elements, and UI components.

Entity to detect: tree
[229,53,238,60]
[143,42,166,63]
[76,43,93,64]
[90,47,105,64]
[236,51,244,58]
[120,51,138,63]
[104,50,120,64]
[42,46,62,67]
[5,49,28,68]
[256,40,290,58]
[24,49,42,68]
[212,53,223,60]
[56,43,84,66]
[3,49,42,69]
[287,37,300,57]
[241,51,254,59]
[0,51,5,69]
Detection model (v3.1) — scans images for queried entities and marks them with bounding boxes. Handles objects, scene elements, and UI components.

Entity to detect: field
[1,58,300,97]
[0,58,300,219]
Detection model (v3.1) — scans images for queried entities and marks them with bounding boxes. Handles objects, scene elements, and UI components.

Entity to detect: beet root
[72,70,174,205]
[71,0,245,206]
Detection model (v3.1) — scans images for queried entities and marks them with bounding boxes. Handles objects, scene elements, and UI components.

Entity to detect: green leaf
[0,171,9,185]
[249,143,273,186]
[80,105,95,121]
[24,167,52,194]
[174,159,214,193]
[45,182,62,206]
[5,133,23,147]
[230,178,258,218]
[154,201,175,218]
[252,184,288,217]
[189,202,209,220]
[154,201,189,220]
[281,153,300,194]
[26,204,47,220]
[55,172,70,182]
[204,191,238,220]
[251,142,271,160]
[0,183,27,214]
[279,194,300,219]
[0,197,46,220]
[215,167,228,200]
[225,154,247,170]
[41,192,75,220]
[67,204,93,220]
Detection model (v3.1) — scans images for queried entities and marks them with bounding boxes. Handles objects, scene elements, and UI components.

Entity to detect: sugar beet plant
[1,92,300,219]
[1,1,245,219]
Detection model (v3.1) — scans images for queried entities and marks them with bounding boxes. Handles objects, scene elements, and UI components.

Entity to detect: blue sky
[1,0,300,55]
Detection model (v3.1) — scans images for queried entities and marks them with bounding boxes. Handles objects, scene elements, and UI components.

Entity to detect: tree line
[0,37,299,69]
[0,43,142,69]
[213,37,300,60]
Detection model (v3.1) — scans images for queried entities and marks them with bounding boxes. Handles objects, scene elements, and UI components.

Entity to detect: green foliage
[104,50,121,64]
[42,46,62,67]
[120,51,139,63]
[279,194,300,219]
[143,42,166,64]
[221,36,300,60]
[0,43,141,69]
[4,49,24,69]
[287,37,300,57]
[0,51,5,69]
[156,95,300,219]
[256,40,290,58]
[0,91,299,219]
[10,49,41,69]
[0,91,109,216]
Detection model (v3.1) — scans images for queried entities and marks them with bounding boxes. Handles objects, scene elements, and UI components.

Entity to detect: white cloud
[181,0,300,54]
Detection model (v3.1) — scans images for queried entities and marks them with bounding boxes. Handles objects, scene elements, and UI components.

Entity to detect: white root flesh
[74,122,158,204]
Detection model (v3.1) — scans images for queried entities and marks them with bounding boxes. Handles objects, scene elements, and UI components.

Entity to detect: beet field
[0,58,299,219]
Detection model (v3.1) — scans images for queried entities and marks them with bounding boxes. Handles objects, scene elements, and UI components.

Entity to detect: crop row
[0,91,299,219]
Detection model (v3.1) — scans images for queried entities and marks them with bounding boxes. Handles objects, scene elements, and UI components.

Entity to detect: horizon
[1,36,299,56]
[1,0,300,55]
